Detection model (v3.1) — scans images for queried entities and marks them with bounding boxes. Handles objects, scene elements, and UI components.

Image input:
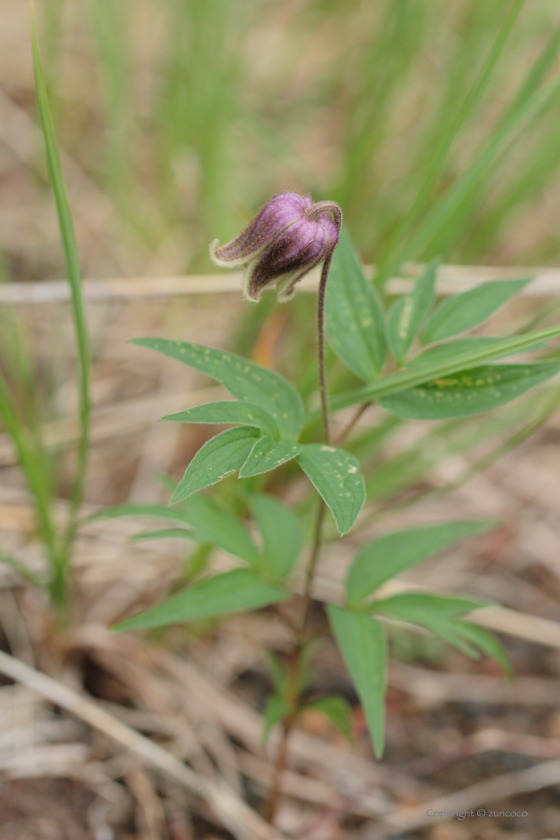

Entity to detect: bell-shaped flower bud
[210,192,342,302]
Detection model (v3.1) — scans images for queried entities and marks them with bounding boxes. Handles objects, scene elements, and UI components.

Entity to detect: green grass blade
[31,10,91,568]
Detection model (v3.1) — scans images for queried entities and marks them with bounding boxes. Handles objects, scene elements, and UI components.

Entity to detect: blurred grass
[22,0,560,276]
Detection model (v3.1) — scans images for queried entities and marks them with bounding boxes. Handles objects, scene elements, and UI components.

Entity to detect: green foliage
[163,401,280,438]
[372,592,512,676]
[89,498,260,566]
[252,495,302,583]
[325,229,386,380]
[263,695,292,744]
[297,444,365,535]
[170,426,259,503]
[388,258,439,364]
[301,696,353,744]
[345,521,494,609]
[0,15,93,617]
[422,278,531,344]
[379,362,560,420]
[330,324,560,413]
[114,569,289,632]
[327,606,387,758]
[238,438,301,478]
[132,339,304,440]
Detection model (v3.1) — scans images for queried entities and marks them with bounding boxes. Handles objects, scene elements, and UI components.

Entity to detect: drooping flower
[210,192,342,302]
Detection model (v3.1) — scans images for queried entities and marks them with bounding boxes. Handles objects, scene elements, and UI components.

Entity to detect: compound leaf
[133,338,304,439]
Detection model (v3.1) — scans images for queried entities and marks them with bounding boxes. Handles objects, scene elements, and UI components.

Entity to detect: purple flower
[210,192,342,302]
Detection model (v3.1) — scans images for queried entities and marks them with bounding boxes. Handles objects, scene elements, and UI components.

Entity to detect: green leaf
[238,438,301,479]
[90,496,260,566]
[327,606,387,758]
[372,592,508,667]
[265,651,289,696]
[325,229,386,380]
[346,521,495,608]
[114,568,289,631]
[378,362,560,420]
[408,337,512,370]
[132,338,304,439]
[131,528,203,541]
[170,426,259,504]
[262,695,292,744]
[252,495,302,583]
[162,400,280,438]
[388,258,439,364]
[328,324,560,414]
[297,444,365,535]
[372,592,489,621]
[452,621,513,678]
[180,494,260,565]
[302,696,353,744]
[422,278,531,344]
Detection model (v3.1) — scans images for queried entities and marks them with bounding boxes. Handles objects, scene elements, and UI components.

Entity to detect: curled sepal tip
[210,192,342,302]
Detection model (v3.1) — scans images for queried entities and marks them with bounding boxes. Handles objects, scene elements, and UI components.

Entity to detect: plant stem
[264,252,334,825]
[317,253,333,446]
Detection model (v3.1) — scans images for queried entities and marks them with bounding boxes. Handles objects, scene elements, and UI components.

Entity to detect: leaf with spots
[325,229,386,380]
[170,426,259,504]
[162,400,280,439]
[238,437,301,478]
[378,362,560,420]
[297,444,365,535]
[328,324,560,414]
[132,338,304,439]
[388,258,439,364]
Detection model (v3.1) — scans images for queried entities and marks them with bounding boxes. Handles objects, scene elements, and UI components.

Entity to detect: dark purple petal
[211,193,311,266]
[210,192,342,302]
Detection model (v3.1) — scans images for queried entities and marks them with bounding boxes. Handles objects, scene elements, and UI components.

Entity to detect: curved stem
[317,253,333,446]
[265,251,335,825]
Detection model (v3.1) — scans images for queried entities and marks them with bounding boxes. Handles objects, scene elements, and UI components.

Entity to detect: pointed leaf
[262,695,292,744]
[378,362,560,420]
[179,493,260,566]
[453,620,513,678]
[372,593,501,660]
[239,438,301,478]
[252,495,302,583]
[372,592,490,621]
[163,400,279,438]
[131,528,203,541]
[132,338,304,439]
[325,229,386,380]
[327,606,387,758]
[114,568,289,631]
[265,651,289,696]
[302,696,353,744]
[346,521,495,608]
[329,324,560,414]
[422,278,531,344]
[170,426,259,504]
[297,444,365,535]
[408,337,512,370]
[88,497,260,566]
[388,258,439,363]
